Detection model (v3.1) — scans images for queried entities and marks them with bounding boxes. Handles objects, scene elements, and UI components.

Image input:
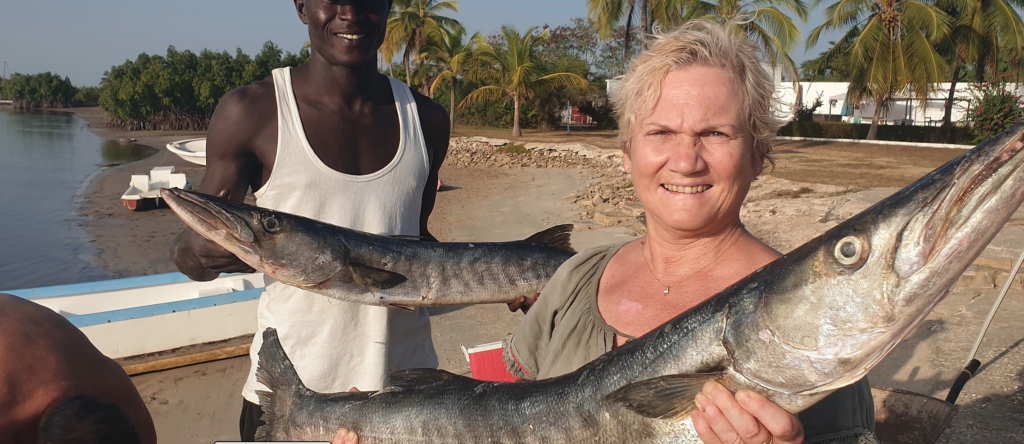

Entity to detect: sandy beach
[69,107,1024,443]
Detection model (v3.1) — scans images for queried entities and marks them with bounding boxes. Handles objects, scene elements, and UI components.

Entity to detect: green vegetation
[1,72,78,109]
[98,42,308,130]
[965,77,1024,142]
[778,121,974,144]
[76,0,1024,140]
[72,86,102,106]
[421,22,482,127]
[498,143,530,154]
[462,26,589,137]
[385,0,460,86]
[680,0,809,82]
[809,0,952,140]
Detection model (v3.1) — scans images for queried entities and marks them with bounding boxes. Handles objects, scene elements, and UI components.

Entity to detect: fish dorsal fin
[348,263,407,291]
[388,368,467,390]
[523,224,576,253]
[605,372,726,420]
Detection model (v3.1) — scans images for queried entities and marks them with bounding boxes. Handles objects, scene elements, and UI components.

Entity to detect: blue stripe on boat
[68,287,264,328]
[3,272,250,299]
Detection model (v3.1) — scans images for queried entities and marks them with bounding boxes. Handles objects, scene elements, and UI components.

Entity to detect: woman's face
[625,65,759,236]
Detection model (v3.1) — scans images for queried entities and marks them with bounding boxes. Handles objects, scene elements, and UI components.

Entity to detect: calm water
[0,109,153,291]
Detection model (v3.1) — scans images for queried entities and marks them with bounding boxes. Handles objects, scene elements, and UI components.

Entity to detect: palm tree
[680,0,809,82]
[384,0,460,86]
[809,0,951,140]
[588,0,644,63]
[421,23,482,128]
[461,26,590,137]
[935,0,1024,128]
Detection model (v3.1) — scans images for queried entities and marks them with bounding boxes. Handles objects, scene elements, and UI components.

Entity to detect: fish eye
[834,236,864,266]
[262,215,281,233]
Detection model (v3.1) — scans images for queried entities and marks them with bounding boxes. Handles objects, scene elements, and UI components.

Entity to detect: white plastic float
[120,166,192,211]
[166,138,207,166]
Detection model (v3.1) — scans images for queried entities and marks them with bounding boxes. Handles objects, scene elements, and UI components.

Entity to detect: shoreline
[71,107,209,279]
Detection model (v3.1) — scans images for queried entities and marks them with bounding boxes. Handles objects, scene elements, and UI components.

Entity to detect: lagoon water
[0,109,152,291]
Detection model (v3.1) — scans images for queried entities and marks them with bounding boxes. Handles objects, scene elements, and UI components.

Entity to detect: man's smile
[334,33,368,40]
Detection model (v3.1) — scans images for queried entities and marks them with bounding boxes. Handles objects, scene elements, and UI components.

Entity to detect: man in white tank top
[168,0,452,440]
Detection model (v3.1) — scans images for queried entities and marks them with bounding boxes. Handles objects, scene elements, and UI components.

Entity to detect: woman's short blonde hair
[614,20,785,170]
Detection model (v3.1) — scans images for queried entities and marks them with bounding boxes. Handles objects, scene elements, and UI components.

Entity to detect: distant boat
[5,272,265,375]
[166,138,207,166]
[120,166,192,211]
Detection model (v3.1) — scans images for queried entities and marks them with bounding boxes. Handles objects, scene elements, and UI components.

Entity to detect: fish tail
[254,328,307,441]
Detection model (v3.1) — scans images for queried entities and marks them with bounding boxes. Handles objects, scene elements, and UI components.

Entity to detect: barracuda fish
[161,188,576,308]
[250,123,1024,443]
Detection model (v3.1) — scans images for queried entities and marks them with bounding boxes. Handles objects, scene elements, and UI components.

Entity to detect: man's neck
[301,55,384,106]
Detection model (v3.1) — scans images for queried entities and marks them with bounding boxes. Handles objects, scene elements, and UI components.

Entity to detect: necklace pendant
[663,287,670,295]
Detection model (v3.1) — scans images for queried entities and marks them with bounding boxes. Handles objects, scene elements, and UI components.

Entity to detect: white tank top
[241,67,438,403]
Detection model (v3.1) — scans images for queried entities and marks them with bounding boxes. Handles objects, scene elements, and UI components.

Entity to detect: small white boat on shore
[166,138,207,166]
[4,272,266,374]
[120,166,192,211]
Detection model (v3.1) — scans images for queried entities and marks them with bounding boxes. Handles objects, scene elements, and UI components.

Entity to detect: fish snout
[162,188,257,244]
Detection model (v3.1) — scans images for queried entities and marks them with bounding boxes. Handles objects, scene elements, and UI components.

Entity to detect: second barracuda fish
[162,188,577,309]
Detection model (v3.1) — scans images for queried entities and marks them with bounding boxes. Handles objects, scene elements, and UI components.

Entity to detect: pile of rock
[562,175,647,234]
[444,137,649,234]
[443,137,620,170]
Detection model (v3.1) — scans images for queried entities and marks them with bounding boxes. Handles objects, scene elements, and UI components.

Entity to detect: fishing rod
[945,244,1024,404]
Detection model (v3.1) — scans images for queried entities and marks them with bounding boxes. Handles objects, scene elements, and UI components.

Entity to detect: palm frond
[459,85,508,108]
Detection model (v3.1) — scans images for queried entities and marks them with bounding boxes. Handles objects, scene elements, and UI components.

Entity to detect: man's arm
[412,91,451,243]
[170,82,275,281]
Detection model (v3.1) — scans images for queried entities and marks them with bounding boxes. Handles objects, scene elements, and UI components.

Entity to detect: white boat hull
[166,138,207,166]
[5,272,265,361]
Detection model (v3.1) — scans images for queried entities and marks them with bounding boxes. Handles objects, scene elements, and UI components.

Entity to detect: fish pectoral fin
[348,263,408,291]
[523,224,576,253]
[387,303,416,311]
[605,372,726,420]
[388,368,468,389]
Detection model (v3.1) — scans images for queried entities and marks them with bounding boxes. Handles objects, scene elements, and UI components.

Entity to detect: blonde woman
[503,20,876,444]
[330,20,875,444]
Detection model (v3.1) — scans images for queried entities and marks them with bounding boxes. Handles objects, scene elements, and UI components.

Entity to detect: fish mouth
[161,188,257,245]
[894,123,1024,286]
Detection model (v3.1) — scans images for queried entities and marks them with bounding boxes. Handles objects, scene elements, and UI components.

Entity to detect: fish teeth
[663,184,711,194]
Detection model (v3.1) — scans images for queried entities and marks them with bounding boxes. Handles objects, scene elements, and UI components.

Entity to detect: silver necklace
[641,241,675,295]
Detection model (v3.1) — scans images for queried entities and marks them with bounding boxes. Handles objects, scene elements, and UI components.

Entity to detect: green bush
[498,143,529,154]
[2,72,78,108]
[99,41,308,130]
[965,77,1024,143]
[791,93,824,137]
[577,101,618,130]
[778,121,973,144]
[72,86,101,106]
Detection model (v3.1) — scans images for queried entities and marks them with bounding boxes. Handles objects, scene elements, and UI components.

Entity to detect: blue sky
[0,1,840,87]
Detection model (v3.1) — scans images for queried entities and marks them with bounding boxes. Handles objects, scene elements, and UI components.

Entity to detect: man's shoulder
[407,87,450,132]
[215,76,277,122]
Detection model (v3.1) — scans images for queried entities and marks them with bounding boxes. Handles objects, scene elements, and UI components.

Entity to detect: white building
[606,71,1022,127]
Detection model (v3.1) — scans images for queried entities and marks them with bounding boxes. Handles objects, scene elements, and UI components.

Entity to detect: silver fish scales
[249,123,1024,442]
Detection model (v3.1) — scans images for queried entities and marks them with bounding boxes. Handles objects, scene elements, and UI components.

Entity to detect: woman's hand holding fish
[691,381,804,444]
[332,429,359,444]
